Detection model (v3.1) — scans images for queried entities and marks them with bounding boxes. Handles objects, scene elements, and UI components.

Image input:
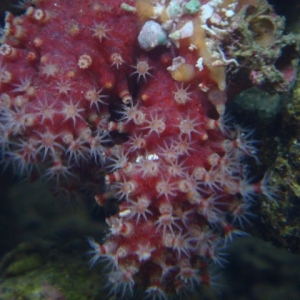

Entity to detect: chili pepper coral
[0,0,297,299]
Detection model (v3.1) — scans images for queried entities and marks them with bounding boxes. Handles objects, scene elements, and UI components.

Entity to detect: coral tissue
[0,0,289,299]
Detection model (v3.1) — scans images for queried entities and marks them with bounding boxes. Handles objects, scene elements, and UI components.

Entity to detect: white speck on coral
[196,57,204,72]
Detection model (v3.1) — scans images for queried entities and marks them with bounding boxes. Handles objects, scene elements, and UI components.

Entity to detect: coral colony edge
[0,0,297,299]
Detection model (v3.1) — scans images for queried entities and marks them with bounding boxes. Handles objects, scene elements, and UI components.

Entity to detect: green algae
[250,62,300,253]
[0,241,107,300]
[5,254,43,276]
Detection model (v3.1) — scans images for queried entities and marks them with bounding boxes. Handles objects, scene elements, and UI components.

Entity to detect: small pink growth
[174,136,195,156]
[54,78,73,95]
[63,134,89,165]
[155,179,177,201]
[32,96,58,124]
[120,103,146,125]
[106,216,133,237]
[84,87,108,112]
[107,149,129,173]
[222,221,248,243]
[131,59,153,83]
[154,202,180,236]
[43,156,77,184]
[127,196,152,223]
[158,140,179,163]
[163,232,193,258]
[40,62,59,78]
[110,53,124,69]
[176,259,200,289]
[8,138,37,175]
[33,9,50,22]
[91,22,110,42]
[136,154,160,177]
[87,237,118,268]
[87,131,109,163]
[107,265,137,297]
[61,97,85,125]
[114,179,137,201]
[12,76,32,93]
[167,160,189,178]
[197,195,223,224]
[0,44,17,58]
[173,83,192,105]
[0,60,12,84]
[144,113,166,136]
[145,283,167,300]
[126,133,146,152]
[78,54,92,69]
[177,113,203,141]
[34,129,63,161]
[135,242,156,262]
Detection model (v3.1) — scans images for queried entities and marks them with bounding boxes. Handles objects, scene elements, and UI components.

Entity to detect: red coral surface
[0,0,274,299]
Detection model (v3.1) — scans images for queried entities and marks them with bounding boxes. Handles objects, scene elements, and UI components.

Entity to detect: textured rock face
[0,0,291,298]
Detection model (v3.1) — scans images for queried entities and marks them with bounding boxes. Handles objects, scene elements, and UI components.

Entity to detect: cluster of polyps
[0,0,140,191]
[89,58,273,298]
[0,0,276,299]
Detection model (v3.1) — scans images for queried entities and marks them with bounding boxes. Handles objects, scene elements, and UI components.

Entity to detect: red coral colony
[0,0,296,299]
